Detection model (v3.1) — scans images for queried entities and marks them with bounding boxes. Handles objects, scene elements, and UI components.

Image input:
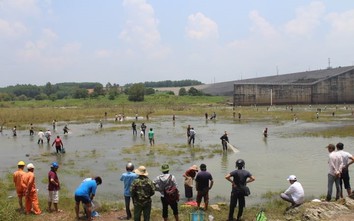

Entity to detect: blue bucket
[190,211,204,221]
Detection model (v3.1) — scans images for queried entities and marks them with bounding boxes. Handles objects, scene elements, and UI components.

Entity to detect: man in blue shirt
[119,163,138,220]
[74,176,102,221]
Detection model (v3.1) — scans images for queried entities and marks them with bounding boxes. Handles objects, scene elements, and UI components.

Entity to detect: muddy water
[1,116,354,205]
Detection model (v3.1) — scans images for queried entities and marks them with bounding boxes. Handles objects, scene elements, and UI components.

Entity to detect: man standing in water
[140,123,147,137]
[45,129,52,144]
[188,128,196,145]
[37,130,45,144]
[13,126,17,136]
[336,142,354,197]
[132,122,137,136]
[220,131,229,151]
[29,124,34,136]
[148,128,155,146]
[186,125,191,143]
[263,128,268,138]
[119,162,138,220]
[326,144,343,201]
[225,159,255,221]
[52,120,56,131]
[52,136,64,154]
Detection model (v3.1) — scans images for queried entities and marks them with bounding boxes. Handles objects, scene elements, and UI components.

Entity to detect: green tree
[35,93,48,100]
[128,83,145,101]
[145,87,155,95]
[91,84,105,98]
[43,82,57,96]
[73,88,89,99]
[0,93,14,101]
[178,88,187,96]
[188,87,202,96]
[166,91,175,95]
[17,94,28,101]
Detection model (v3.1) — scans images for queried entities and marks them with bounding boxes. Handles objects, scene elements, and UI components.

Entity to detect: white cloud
[0,19,27,37]
[285,1,325,36]
[186,12,219,40]
[95,49,111,58]
[62,43,81,54]
[0,0,40,17]
[326,9,354,34]
[18,28,59,62]
[249,10,278,38]
[120,0,161,50]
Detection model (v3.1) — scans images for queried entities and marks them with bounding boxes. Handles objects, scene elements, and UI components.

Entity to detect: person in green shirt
[148,128,154,146]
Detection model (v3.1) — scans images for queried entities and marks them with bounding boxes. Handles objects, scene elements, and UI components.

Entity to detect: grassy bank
[0,95,226,128]
[0,174,295,221]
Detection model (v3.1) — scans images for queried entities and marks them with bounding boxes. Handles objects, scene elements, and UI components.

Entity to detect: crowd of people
[8,112,354,221]
[13,160,103,221]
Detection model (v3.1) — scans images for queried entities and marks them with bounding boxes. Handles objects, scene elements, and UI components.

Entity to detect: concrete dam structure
[232,66,354,105]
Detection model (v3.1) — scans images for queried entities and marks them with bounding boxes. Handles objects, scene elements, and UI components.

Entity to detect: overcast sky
[1,0,354,87]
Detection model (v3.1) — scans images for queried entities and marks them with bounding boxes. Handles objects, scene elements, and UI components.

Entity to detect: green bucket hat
[161,163,170,172]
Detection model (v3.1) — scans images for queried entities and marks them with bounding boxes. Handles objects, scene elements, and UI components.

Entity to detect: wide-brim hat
[189,165,198,171]
[135,166,148,176]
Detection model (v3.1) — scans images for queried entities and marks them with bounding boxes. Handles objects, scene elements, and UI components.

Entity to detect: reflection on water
[220,151,228,174]
[1,116,354,205]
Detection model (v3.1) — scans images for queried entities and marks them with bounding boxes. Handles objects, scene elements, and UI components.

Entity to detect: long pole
[270,89,273,106]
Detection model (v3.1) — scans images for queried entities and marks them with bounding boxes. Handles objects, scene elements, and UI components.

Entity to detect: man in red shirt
[48,162,61,212]
[52,136,64,154]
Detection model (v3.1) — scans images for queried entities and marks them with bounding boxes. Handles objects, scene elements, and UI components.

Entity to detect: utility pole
[276,66,279,76]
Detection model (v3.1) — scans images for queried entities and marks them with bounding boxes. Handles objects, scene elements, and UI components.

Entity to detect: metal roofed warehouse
[232,66,354,105]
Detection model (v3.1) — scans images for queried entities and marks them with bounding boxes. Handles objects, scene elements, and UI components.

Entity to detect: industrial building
[233,66,354,105]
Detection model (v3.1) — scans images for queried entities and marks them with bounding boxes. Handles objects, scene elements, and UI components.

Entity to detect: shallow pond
[1,115,354,205]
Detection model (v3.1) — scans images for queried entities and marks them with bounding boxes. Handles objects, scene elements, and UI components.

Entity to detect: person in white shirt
[45,129,52,144]
[336,142,354,197]
[326,144,343,201]
[280,175,304,210]
[37,130,45,144]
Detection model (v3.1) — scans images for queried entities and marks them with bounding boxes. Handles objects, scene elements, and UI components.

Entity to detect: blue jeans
[326,173,341,201]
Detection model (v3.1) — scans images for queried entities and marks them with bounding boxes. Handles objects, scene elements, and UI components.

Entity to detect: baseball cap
[27,163,35,169]
[287,175,297,181]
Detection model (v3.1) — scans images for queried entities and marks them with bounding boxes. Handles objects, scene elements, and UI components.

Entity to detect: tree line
[0,80,206,102]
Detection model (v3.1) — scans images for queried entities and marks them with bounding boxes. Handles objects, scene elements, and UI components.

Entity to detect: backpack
[163,175,179,204]
[256,210,267,221]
